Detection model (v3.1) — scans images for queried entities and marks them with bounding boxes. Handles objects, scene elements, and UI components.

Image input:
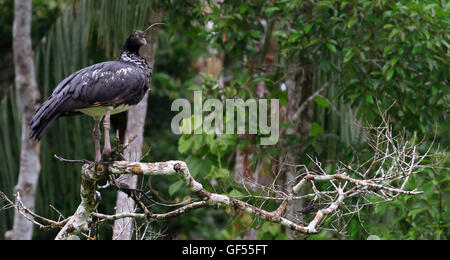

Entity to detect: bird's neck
[119,51,151,73]
[120,50,141,59]
[120,51,145,65]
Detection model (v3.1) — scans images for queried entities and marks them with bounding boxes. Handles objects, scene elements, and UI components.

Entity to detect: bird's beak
[141,38,148,46]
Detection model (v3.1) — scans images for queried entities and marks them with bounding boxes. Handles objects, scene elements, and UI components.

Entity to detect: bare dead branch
[0,191,69,231]
[3,111,438,240]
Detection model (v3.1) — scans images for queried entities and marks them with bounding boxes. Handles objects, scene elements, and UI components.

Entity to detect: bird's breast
[75,104,131,118]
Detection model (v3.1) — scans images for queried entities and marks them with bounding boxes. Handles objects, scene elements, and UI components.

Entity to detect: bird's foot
[102,148,113,160]
[88,160,106,173]
[88,160,99,170]
[105,142,127,161]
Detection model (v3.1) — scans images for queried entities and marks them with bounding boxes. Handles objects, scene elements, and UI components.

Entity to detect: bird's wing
[30,61,150,140]
[55,61,150,112]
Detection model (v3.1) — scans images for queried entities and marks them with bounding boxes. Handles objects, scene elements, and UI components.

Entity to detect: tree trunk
[111,97,148,240]
[284,64,314,239]
[112,8,163,240]
[5,0,41,240]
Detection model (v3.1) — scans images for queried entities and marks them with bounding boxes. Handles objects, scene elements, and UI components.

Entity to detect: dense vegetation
[0,0,448,240]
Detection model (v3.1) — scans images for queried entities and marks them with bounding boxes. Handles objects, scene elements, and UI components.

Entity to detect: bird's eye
[136,34,141,39]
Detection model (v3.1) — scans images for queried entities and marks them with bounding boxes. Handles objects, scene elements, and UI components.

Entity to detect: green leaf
[275,233,289,240]
[311,122,323,137]
[261,222,280,236]
[314,96,331,108]
[344,49,355,63]
[219,134,236,151]
[423,4,438,11]
[168,180,185,197]
[347,17,357,29]
[249,31,262,40]
[239,5,249,14]
[386,68,395,81]
[408,208,425,217]
[304,24,313,34]
[265,6,280,14]
[349,92,361,99]
[326,43,337,53]
[365,94,374,104]
[308,38,321,46]
[317,1,332,7]
[389,28,401,39]
[229,189,244,198]
[288,32,301,42]
[206,166,230,179]
[178,135,193,154]
[280,122,292,129]
[209,138,219,155]
[390,57,399,66]
[422,182,433,192]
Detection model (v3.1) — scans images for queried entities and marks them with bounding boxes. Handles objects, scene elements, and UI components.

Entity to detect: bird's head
[122,23,164,55]
[122,30,147,55]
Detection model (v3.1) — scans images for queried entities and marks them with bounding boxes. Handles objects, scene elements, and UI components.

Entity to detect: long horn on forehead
[144,22,165,33]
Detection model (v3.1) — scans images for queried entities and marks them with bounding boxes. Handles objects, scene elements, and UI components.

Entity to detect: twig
[54,154,92,164]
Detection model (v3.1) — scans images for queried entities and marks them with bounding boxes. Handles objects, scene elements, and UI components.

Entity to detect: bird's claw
[88,161,98,169]
[102,148,113,160]
[88,161,106,173]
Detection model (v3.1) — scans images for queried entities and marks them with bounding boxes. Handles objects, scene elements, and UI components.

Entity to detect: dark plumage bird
[30,29,152,161]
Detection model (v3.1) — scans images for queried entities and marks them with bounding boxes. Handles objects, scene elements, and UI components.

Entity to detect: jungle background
[0,0,448,240]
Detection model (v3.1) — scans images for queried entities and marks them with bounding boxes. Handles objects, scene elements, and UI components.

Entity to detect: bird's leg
[92,117,102,162]
[102,107,113,158]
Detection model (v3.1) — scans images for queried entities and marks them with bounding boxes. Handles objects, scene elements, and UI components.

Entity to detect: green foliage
[0,0,66,53]
[257,222,289,240]
[173,0,449,240]
[368,165,449,240]
[0,0,448,240]
[276,0,449,135]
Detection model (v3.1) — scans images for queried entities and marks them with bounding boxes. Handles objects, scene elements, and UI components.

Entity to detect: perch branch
[1,113,435,239]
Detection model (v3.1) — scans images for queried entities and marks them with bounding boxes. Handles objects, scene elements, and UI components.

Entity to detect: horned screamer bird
[30,24,162,162]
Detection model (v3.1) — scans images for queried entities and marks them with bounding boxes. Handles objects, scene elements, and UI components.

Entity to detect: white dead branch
[0,115,439,240]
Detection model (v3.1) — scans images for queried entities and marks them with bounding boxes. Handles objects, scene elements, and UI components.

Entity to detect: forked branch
[1,115,438,240]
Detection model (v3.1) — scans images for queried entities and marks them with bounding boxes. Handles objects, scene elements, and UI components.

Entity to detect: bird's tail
[29,96,65,141]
